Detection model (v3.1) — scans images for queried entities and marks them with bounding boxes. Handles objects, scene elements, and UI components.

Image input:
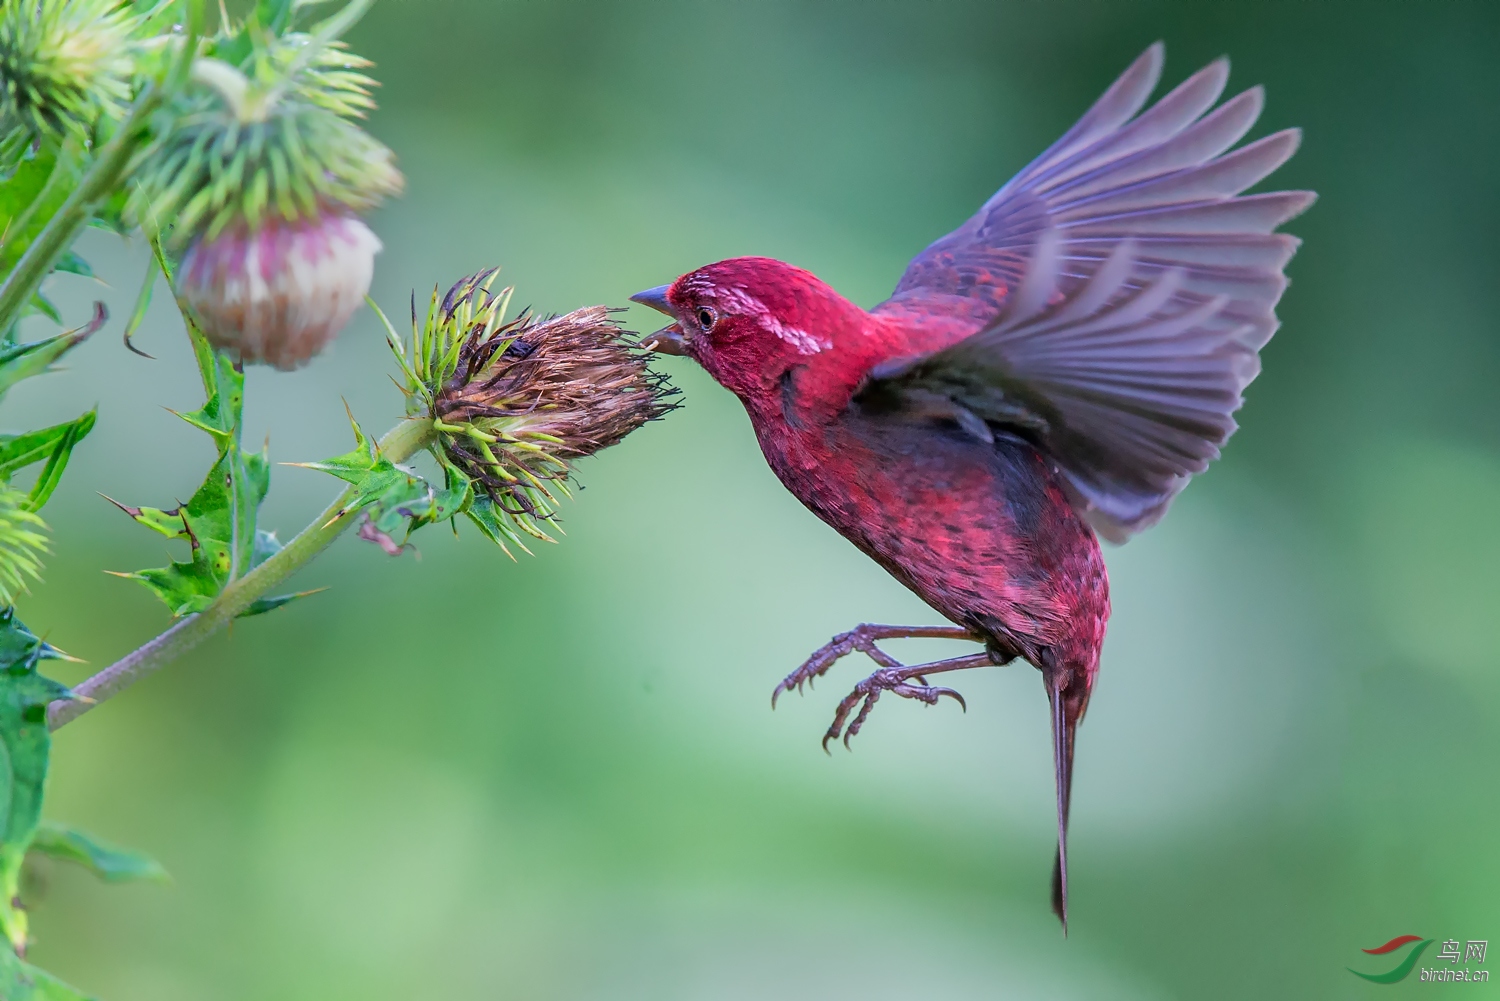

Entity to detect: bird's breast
[752,407,1109,673]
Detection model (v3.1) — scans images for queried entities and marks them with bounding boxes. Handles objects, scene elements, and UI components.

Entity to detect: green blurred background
[13,0,1500,997]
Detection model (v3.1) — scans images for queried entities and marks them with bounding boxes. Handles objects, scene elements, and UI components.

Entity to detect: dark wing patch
[869,43,1313,540]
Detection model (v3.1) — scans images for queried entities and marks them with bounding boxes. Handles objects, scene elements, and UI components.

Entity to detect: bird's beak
[630,285,672,314]
[630,284,689,356]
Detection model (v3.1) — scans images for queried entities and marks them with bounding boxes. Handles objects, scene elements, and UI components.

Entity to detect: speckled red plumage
[653,256,1109,926]
[699,260,1111,690]
[635,43,1312,929]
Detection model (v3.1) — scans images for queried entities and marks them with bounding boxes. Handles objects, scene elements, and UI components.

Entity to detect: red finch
[633,43,1312,929]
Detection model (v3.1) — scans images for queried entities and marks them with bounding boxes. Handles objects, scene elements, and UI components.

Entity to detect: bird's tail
[1046,666,1089,934]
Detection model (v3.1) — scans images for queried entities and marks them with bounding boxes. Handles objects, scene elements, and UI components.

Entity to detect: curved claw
[935,686,966,711]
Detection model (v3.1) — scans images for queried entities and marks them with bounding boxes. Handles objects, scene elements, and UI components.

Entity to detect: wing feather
[871,45,1311,539]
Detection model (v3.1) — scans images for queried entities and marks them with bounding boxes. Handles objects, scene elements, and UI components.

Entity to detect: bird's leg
[823,651,994,752]
[771,623,978,708]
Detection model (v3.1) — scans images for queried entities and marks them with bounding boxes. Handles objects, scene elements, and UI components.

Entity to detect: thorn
[68,301,108,342]
[98,492,141,518]
[69,694,96,705]
[101,570,139,579]
[123,327,155,359]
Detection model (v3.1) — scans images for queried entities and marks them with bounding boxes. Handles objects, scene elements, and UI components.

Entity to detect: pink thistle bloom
[178,213,382,370]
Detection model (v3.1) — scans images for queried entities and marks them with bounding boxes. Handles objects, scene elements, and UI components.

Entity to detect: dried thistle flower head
[0,0,138,156]
[380,269,679,553]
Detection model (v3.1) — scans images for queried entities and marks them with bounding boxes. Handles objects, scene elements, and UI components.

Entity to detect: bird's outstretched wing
[868,43,1314,540]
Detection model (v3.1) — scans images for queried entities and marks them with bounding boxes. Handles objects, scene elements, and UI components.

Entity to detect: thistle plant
[0,2,675,996]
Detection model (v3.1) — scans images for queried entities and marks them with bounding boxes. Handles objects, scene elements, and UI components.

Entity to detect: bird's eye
[697,307,717,330]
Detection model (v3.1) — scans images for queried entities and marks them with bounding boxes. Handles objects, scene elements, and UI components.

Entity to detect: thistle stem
[46,418,435,730]
[0,85,161,336]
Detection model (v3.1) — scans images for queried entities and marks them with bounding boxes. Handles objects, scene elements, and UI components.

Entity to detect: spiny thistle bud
[0,0,138,159]
[381,269,679,552]
[176,212,383,370]
[133,15,402,369]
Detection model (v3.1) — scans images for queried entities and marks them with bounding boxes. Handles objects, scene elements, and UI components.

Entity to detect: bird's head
[631,257,862,401]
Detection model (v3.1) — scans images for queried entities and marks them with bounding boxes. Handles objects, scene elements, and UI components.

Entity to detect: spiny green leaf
[21,410,95,512]
[0,610,73,954]
[29,821,168,883]
[288,410,381,483]
[112,442,272,617]
[0,412,95,488]
[0,303,107,400]
[294,414,474,554]
[291,413,423,522]
[170,351,243,445]
[111,310,278,615]
[50,252,93,280]
[240,588,323,617]
[101,498,186,540]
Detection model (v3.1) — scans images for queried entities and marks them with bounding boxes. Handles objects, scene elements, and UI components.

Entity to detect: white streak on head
[688,281,831,355]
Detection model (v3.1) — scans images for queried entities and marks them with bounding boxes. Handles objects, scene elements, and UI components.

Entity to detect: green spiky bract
[0,0,139,162]
[106,242,309,616]
[132,92,401,242]
[131,0,400,243]
[381,269,565,554]
[0,491,44,607]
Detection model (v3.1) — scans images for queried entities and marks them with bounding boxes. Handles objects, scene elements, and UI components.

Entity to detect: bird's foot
[771,623,975,708]
[822,652,993,752]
